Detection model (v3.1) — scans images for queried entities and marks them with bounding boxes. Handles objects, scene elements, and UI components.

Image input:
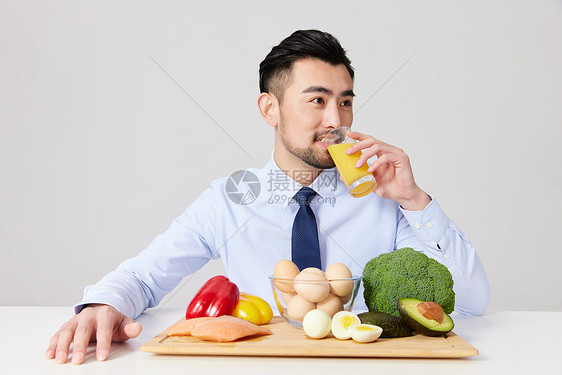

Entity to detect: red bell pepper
[185,275,240,319]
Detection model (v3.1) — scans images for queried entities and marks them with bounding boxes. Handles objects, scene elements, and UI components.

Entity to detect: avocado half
[397,298,454,337]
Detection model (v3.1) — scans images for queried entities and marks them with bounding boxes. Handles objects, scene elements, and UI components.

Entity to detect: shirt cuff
[73,295,128,316]
[399,195,450,244]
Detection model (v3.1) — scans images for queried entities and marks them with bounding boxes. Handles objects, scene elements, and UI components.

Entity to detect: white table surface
[1,307,561,374]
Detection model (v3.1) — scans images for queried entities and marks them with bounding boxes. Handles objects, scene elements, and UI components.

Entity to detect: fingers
[367,153,392,174]
[345,134,407,170]
[354,146,377,168]
[46,304,135,365]
[111,315,142,342]
[123,321,142,339]
[46,335,58,360]
[344,130,421,204]
[344,132,376,155]
[70,320,94,365]
[95,312,142,361]
[48,319,78,364]
[344,133,398,167]
[346,130,369,141]
[46,334,58,359]
[367,148,411,174]
[349,140,391,169]
[95,307,116,362]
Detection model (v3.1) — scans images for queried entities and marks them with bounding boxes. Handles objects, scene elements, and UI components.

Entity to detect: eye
[340,100,352,107]
[311,97,325,104]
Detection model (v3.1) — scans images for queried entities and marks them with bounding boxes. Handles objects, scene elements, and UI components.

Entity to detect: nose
[322,102,342,129]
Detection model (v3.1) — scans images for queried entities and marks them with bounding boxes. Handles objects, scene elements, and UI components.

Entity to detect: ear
[257,92,279,127]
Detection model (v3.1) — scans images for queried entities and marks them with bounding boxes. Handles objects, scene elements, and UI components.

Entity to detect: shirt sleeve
[74,186,221,319]
[395,196,491,316]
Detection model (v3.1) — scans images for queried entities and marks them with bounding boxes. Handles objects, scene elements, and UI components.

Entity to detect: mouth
[315,137,328,150]
[315,133,330,143]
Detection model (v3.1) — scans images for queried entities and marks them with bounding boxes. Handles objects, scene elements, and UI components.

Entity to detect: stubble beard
[278,113,336,170]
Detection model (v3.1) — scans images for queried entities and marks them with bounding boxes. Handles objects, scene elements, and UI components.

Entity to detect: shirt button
[444,253,450,259]
[414,223,421,230]
[426,221,434,228]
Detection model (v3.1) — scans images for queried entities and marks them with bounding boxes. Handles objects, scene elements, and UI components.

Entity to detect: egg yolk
[355,325,377,331]
[339,315,359,329]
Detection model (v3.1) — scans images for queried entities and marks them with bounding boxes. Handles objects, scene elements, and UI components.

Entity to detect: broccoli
[362,247,455,317]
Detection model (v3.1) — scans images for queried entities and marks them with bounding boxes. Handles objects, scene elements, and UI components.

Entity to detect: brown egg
[294,270,330,303]
[302,267,324,275]
[281,291,296,305]
[286,294,316,322]
[325,263,354,298]
[273,259,300,293]
[339,292,352,305]
[316,293,344,317]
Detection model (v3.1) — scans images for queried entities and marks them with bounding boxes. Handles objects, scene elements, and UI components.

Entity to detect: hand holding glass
[323,127,377,198]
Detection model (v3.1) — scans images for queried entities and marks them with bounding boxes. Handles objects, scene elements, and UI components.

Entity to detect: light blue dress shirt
[76,157,491,318]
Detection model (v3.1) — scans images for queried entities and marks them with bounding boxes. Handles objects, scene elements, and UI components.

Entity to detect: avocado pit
[416,301,444,323]
[397,298,454,337]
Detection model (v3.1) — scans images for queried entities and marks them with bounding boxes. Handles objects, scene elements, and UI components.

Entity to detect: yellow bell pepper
[232,293,273,325]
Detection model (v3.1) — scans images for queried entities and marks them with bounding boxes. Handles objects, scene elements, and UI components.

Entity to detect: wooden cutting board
[141,316,478,358]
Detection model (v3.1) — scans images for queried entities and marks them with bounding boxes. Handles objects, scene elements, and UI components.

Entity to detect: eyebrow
[301,86,355,97]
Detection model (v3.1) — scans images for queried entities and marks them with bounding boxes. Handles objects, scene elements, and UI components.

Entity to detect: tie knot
[294,187,317,206]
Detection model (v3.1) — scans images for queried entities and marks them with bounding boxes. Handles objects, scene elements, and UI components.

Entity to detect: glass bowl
[268,275,362,329]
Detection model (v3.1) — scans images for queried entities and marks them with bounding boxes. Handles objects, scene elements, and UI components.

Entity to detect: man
[46,30,490,365]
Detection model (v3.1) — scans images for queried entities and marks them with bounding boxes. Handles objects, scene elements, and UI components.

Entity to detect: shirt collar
[259,154,339,208]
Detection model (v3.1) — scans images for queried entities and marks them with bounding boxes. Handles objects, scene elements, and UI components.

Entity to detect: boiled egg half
[348,324,383,343]
[331,311,360,340]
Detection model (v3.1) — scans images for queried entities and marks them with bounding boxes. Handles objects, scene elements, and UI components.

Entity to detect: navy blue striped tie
[291,187,322,271]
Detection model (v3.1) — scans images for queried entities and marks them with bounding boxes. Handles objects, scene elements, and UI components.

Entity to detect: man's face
[276,58,354,169]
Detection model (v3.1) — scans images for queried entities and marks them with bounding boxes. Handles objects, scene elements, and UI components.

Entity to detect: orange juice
[328,143,376,198]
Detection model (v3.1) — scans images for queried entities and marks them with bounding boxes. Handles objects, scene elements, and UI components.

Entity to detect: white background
[1,0,561,313]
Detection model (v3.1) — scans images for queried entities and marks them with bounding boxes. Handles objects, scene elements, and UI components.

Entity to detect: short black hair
[259,30,354,102]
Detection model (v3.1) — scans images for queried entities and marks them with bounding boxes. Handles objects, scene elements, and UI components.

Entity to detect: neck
[273,149,322,187]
